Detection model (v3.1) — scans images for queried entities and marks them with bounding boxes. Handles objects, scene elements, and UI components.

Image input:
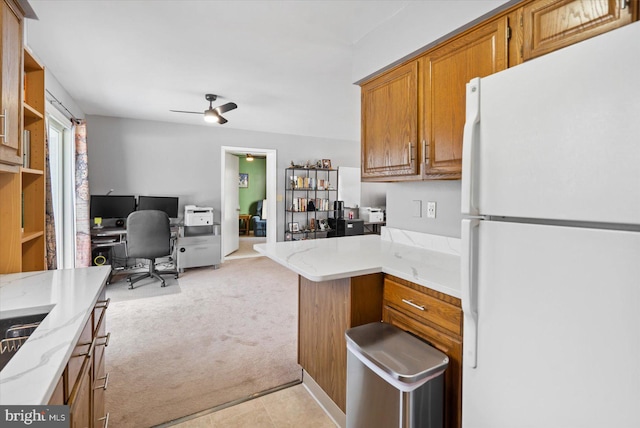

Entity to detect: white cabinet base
[176,235,221,271]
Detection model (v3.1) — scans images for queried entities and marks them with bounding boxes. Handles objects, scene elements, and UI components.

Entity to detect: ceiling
[25,1,414,141]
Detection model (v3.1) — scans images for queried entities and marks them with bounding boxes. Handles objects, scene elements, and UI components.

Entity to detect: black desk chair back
[126,210,178,288]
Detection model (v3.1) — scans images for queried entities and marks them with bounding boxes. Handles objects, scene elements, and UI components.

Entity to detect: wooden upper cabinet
[361,61,420,180]
[0,0,23,167]
[422,17,508,179]
[523,0,635,60]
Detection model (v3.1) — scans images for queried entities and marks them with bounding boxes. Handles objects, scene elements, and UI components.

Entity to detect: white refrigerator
[460,21,640,428]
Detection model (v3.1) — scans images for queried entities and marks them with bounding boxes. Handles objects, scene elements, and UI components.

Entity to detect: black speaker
[92,247,110,266]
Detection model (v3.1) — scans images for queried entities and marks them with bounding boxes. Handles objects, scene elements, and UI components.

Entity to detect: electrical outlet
[427,201,437,219]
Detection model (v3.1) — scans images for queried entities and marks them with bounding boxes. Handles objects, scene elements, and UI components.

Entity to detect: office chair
[252,199,267,237]
[126,210,178,288]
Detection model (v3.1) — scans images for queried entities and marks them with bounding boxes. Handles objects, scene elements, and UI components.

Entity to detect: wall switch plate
[412,200,422,218]
[427,201,436,218]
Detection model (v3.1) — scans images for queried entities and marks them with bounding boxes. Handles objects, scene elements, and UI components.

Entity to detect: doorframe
[220,146,277,261]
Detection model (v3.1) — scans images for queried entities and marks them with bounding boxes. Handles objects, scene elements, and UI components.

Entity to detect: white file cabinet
[176,234,221,272]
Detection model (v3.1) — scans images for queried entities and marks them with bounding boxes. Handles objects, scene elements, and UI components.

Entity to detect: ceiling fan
[170,94,237,124]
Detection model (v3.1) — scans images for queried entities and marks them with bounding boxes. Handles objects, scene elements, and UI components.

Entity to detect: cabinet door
[383,306,463,428]
[0,0,23,166]
[69,358,92,428]
[361,61,420,180]
[422,18,508,179]
[523,0,635,61]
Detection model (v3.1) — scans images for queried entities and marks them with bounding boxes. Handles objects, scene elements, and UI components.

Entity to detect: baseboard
[302,370,346,428]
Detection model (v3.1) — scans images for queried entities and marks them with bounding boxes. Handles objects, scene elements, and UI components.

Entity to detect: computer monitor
[137,196,179,218]
[90,195,136,219]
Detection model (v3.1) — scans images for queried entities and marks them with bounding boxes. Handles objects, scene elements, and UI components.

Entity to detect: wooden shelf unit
[0,43,47,273]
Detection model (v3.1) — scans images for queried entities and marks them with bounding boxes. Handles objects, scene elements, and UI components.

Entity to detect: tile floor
[170,384,337,427]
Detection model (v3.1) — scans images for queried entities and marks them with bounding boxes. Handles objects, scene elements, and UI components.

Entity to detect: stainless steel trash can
[345,322,449,428]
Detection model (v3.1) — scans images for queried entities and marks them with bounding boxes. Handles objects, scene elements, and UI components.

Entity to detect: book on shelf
[22,130,30,168]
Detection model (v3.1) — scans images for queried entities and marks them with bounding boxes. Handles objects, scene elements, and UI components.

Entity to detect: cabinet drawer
[64,316,93,402]
[383,278,462,336]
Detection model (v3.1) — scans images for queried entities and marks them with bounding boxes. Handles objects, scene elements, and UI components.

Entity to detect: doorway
[220,146,276,260]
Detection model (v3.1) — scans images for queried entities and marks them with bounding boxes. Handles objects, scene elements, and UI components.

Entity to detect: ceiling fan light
[204,109,219,123]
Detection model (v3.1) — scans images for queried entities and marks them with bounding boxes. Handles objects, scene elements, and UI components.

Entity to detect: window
[48,115,75,268]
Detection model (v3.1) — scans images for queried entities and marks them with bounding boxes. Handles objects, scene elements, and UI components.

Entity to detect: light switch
[412,200,422,218]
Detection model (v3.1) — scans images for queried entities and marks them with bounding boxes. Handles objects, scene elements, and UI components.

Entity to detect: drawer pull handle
[98,412,110,428]
[76,337,97,358]
[94,372,110,390]
[402,299,425,311]
[0,110,6,141]
[97,332,111,348]
[95,298,111,309]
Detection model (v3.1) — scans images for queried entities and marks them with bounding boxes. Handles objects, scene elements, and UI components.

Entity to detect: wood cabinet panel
[523,0,635,60]
[48,376,65,405]
[384,277,462,336]
[69,357,92,428]
[65,316,93,402]
[422,17,508,179]
[298,274,383,412]
[383,306,463,428]
[0,0,23,167]
[361,61,419,179]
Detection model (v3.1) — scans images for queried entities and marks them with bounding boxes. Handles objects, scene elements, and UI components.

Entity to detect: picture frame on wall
[239,173,249,188]
[322,159,332,169]
[288,222,299,232]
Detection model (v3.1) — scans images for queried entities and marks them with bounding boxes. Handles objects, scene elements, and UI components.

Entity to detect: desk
[90,227,178,283]
[363,221,386,235]
[239,214,252,235]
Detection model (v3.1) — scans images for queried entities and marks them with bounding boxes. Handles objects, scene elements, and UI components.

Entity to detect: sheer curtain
[74,120,91,267]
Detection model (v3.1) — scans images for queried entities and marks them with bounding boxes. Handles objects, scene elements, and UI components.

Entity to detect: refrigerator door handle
[461,78,481,216]
[461,218,480,368]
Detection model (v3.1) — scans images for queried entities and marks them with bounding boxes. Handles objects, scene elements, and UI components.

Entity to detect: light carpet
[104,257,301,427]
[226,236,266,260]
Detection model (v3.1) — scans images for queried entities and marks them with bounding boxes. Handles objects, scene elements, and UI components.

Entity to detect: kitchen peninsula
[255,227,461,426]
[0,266,111,424]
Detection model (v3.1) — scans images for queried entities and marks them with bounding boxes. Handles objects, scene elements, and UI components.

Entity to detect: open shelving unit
[0,44,46,273]
[284,167,338,241]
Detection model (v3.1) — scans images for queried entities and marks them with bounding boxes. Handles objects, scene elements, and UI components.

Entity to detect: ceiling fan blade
[214,102,238,114]
[217,115,228,125]
[169,110,203,115]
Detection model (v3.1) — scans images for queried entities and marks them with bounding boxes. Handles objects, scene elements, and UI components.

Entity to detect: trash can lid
[345,322,449,385]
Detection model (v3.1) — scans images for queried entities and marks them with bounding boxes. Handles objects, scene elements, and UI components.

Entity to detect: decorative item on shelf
[322,159,332,169]
[307,200,315,211]
[239,173,248,188]
[94,217,103,229]
[288,222,299,233]
[309,218,316,231]
[319,218,329,231]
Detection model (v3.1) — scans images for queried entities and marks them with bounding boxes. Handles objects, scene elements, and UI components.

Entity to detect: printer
[184,205,214,226]
[358,207,384,223]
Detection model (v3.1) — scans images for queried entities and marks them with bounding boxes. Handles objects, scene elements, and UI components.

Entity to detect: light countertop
[254,228,461,298]
[0,266,111,405]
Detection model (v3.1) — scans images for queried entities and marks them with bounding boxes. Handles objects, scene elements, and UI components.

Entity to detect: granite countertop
[0,266,111,405]
[255,227,461,298]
